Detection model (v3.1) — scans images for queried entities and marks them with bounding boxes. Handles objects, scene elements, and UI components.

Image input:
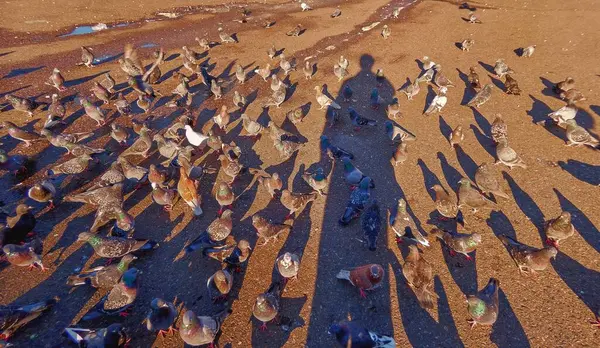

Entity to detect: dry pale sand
[1,0,600,347]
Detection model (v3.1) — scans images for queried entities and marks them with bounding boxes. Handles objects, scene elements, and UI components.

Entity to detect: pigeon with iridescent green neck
[79,97,106,126]
[77,232,158,259]
[3,95,38,117]
[0,121,42,147]
[302,167,330,196]
[498,235,557,274]
[66,254,137,288]
[457,178,496,213]
[466,278,499,328]
[431,228,481,260]
[82,268,141,320]
[387,198,429,246]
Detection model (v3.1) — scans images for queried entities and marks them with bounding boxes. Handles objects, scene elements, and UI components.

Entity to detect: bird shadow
[526,95,567,141]
[553,188,600,253]
[454,42,463,50]
[469,124,495,158]
[438,115,453,141]
[2,65,45,79]
[590,105,600,117]
[456,68,474,105]
[513,48,524,57]
[487,74,504,91]
[490,289,531,347]
[65,70,109,88]
[539,77,557,97]
[486,210,517,239]
[455,146,478,182]
[478,60,495,75]
[502,172,545,241]
[164,53,180,62]
[557,159,600,186]
[439,238,478,294]
[437,152,464,192]
[422,85,436,114]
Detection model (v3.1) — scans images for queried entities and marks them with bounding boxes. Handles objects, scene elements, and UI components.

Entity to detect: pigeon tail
[336,269,351,281]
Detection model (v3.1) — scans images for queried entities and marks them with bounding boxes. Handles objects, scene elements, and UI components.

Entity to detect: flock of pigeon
[1,1,599,347]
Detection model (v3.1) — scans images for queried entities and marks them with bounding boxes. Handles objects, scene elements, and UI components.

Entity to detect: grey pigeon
[320,136,353,159]
[387,198,429,246]
[0,299,57,340]
[276,252,300,280]
[339,177,372,226]
[329,322,395,348]
[253,281,282,331]
[348,106,376,130]
[431,228,481,260]
[342,157,375,188]
[466,84,493,108]
[466,278,499,328]
[362,200,381,251]
[63,323,127,348]
[66,254,136,288]
[77,233,158,259]
[385,120,416,142]
[144,298,177,337]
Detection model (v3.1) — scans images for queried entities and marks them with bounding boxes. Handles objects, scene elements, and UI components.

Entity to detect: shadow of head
[360,54,375,71]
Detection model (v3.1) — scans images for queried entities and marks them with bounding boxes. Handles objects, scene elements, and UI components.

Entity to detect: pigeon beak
[26,206,35,211]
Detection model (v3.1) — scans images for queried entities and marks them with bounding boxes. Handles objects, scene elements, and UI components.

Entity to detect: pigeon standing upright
[544,211,575,248]
[276,252,300,281]
[179,308,232,346]
[466,84,493,108]
[387,198,429,246]
[474,163,510,199]
[424,86,448,115]
[362,200,381,251]
[253,281,282,331]
[207,267,234,302]
[402,245,436,309]
[336,264,384,298]
[430,228,481,260]
[466,278,499,328]
[498,235,557,274]
[143,298,177,337]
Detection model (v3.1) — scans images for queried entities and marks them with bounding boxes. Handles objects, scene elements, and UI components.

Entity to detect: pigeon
[466,278,499,328]
[285,24,303,37]
[333,63,348,81]
[342,84,353,102]
[79,97,106,126]
[0,121,42,147]
[286,107,305,124]
[117,156,148,185]
[264,89,286,108]
[544,211,575,248]
[66,254,137,288]
[88,162,126,190]
[424,86,448,115]
[248,169,282,199]
[300,2,312,11]
[45,94,66,128]
[177,166,203,216]
[180,308,232,346]
[213,105,231,132]
[392,6,401,18]
[63,323,128,348]
[103,73,116,93]
[302,167,329,196]
[91,81,111,104]
[235,64,246,84]
[392,142,409,166]
[253,281,282,331]
[337,264,384,298]
[186,210,233,253]
[82,268,140,320]
[362,200,381,251]
[143,298,178,338]
[273,137,304,160]
[2,240,45,271]
[0,298,57,340]
[0,150,28,175]
[565,119,599,147]
[370,88,384,109]
[276,252,300,280]
[348,107,376,130]
[547,103,577,126]
[560,88,586,104]
[280,190,317,218]
[118,44,144,76]
[466,83,493,107]
[328,322,395,348]
[184,125,208,148]
[331,8,341,17]
[468,66,481,89]
[417,67,435,84]
[494,59,514,78]
[431,228,481,260]
[41,128,93,149]
[279,54,294,75]
[218,28,236,43]
[554,77,575,94]
[461,39,475,51]
[201,237,240,261]
[449,125,464,147]
[521,45,536,57]
[206,267,234,302]
[151,186,177,211]
[27,179,57,209]
[399,79,420,100]
[221,239,252,269]
[504,74,521,95]
[431,184,459,219]
[114,93,131,115]
[387,198,429,246]
[490,114,508,143]
[77,46,95,67]
[458,178,496,213]
[381,25,391,39]
[195,36,211,50]
[110,123,128,146]
[403,245,436,309]
[386,98,401,119]
[433,65,455,88]
[498,235,557,274]
[267,44,277,60]
[339,177,372,225]
[214,181,234,216]
[421,56,436,70]
[2,204,36,245]
[48,154,94,176]
[77,233,157,259]
[65,184,135,233]
[255,63,271,81]
[240,114,264,137]
[320,136,353,159]
[233,91,246,109]
[315,85,341,109]
[342,157,374,188]
[45,68,67,91]
[474,163,509,199]
[218,154,243,184]
[144,49,164,84]
[468,12,482,23]
[3,95,37,117]
[303,60,313,79]
[495,138,527,169]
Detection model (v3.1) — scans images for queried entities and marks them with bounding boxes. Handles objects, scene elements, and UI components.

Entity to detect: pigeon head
[121,267,140,287]
[328,323,347,339]
[182,310,199,330]
[104,324,127,347]
[466,296,486,318]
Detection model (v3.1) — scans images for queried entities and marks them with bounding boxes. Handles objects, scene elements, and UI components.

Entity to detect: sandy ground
[1,0,600,347]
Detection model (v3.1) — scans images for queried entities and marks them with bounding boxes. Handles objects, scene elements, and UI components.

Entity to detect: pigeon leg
[359,288,367,298]
[104,258,114,266]
[48,201,55,209]
[449,249,457,257]
[545,238,559,249]
[260,323,268,331]
[464,254,473,261]
[395,237,403,244]
[468,319,477,329]
[158,330,167,338]
[218,206,223,216]
[119,307,132,317]
[164,205,172,212]
[590,315,600,327]
[168,326,179,335]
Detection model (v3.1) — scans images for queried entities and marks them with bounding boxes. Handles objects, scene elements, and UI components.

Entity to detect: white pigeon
[301,2,312,11]
[185,125,209,147]
[423,87,448,115]
[314,86,341,110]
[547,104,577,126]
